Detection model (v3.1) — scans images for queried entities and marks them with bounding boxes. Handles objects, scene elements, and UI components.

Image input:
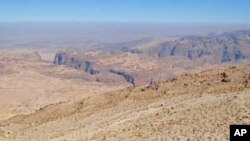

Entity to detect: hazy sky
[0,0,250,23]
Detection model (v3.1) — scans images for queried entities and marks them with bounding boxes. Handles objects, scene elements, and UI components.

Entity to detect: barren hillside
[0,51,126,120]
[0,65,249,141]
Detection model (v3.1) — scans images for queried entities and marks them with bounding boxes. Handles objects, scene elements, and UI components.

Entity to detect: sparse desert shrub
[170,78,177,82]
[221,72,230,82]
[221,72,227,78]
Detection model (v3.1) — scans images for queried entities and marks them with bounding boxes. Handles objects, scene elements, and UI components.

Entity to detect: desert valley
[0,27,249,140]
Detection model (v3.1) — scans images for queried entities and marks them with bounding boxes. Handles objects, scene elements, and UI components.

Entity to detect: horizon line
[1,21,250,25]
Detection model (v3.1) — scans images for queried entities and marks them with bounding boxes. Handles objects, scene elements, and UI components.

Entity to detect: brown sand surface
[0,51,126,121]
[0,65,249,141]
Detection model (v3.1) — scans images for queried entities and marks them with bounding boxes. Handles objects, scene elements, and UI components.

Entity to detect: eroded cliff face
[109,69,135,86]
[122,30,250,63]
[54,52,67,65]
[54,52,100,75]
[53,52,136,85]
[156,35,248,63]
[53,31,250,86]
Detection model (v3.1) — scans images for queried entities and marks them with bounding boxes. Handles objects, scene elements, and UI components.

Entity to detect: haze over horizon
[0,0,250,23]
[0,0,250,43]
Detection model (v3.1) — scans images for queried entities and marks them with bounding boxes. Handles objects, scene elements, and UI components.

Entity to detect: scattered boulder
[0,128,12,138]
[221,72,230,83]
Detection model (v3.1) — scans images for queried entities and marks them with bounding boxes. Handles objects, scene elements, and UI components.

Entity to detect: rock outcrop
[122,30,250,63]
[109,69,135,86]
[54,52,100,75]
[53,52,136,85]
[54,52,67,65]
[121,47,143,54]
[53,30,250,86]
[156,33,249,62]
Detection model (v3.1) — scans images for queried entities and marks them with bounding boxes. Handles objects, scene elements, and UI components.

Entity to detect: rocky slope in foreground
[0,65,249,141]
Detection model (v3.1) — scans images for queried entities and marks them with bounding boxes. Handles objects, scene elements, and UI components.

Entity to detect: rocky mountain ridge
[53,30,250,86]
[122,30,250,62]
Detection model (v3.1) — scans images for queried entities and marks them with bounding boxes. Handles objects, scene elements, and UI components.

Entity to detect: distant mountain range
[53,30,250,86]
[122,30,250,63]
